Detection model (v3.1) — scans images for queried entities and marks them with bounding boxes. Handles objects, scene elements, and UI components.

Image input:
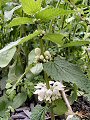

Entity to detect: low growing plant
[0,0,90,120]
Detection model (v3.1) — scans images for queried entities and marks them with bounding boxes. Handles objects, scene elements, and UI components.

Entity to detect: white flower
[35,83,46,89]
[53,88,60,96]
[35,48,41,55]
[66,115,74,120]
[49,81,55,85]
[51,96,56,101]
[53,82,65,90]
[34,88,46,101]
[34,81,65,102]
[46,89,52,97]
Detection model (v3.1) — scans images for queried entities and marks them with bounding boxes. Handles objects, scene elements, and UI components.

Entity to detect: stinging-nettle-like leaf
[53,99,68,115]
[42,33,64,45]
[62,40,90,48]
[0,47,16,68]
[31,105,46,120]
[21,0,42,15]
[35,7,74,21]
[44,56,90,93]
[7,17,35,28]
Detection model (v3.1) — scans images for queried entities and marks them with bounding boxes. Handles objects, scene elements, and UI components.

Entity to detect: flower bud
[35,48,41,55]
[44,51,50,57]
[45,55,49,60]
[35,55,40,61]
[40,55,44,60]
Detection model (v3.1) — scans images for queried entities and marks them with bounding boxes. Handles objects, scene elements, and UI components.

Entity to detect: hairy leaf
[42,33,64,45]
[21,0,42,15]
[28,49,36,65]
[30,63,43,75]
[31,105,45,120]
[0,47,16,68]
[62,41,90,48]
[44,56,90,93]
[53,99,68,115]
[35,7,74,21]
[7,17,35,28]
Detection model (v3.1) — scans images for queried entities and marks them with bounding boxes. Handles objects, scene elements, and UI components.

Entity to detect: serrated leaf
[21,0,42,15]
[44,56,90,93]
[35,7,74,21]
[84,94,90,101]
[7,17,35,28]
[30,63,43,75]
[42,33,64,45]
[31,105,45,120]
[0,30,42,54]
[62,41,90,48]
[0,47,16,68]
[12,93,27,109]
[53,99,68,115]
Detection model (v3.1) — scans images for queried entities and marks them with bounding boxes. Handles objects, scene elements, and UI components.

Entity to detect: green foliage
[44,56,90,93]
[35,7,74,21]
[7,17,35,28]
[21,0,42,15]
[31,105,46,120]
[53,99,68,115]
[43,33,64,45]
[0,47,16,68]
[0,0,90,119]
[12,93,27,109]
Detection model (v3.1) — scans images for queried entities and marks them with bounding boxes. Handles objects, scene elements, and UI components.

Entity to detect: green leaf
[0,47,16,68]
[28,49,36,65]
[84,94,90,101]
[31,105,45,120]
[12,93,27,109]
[21,0,42,15]
[7,17,35,28]
[44,56,90,93]
[35,7,74,21]
[18,30,42,44]
[30,63,43,75]
[0,30,42,53]
[62,41,90,48]
[53,99,68,115]
[42,33,64,45]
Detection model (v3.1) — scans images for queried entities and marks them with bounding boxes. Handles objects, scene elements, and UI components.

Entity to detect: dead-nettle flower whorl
[34,81,65,103]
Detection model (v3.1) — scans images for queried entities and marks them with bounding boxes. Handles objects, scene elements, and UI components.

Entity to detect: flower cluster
[34,81,65,103]
[34,48,52,63]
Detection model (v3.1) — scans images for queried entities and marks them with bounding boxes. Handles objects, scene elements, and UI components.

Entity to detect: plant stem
[44,72,50,89]
[50,106,55,120]
[40,39,44,54]
[61,90,73,112]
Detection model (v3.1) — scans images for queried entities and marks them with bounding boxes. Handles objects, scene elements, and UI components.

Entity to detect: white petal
[66,115,74,120]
